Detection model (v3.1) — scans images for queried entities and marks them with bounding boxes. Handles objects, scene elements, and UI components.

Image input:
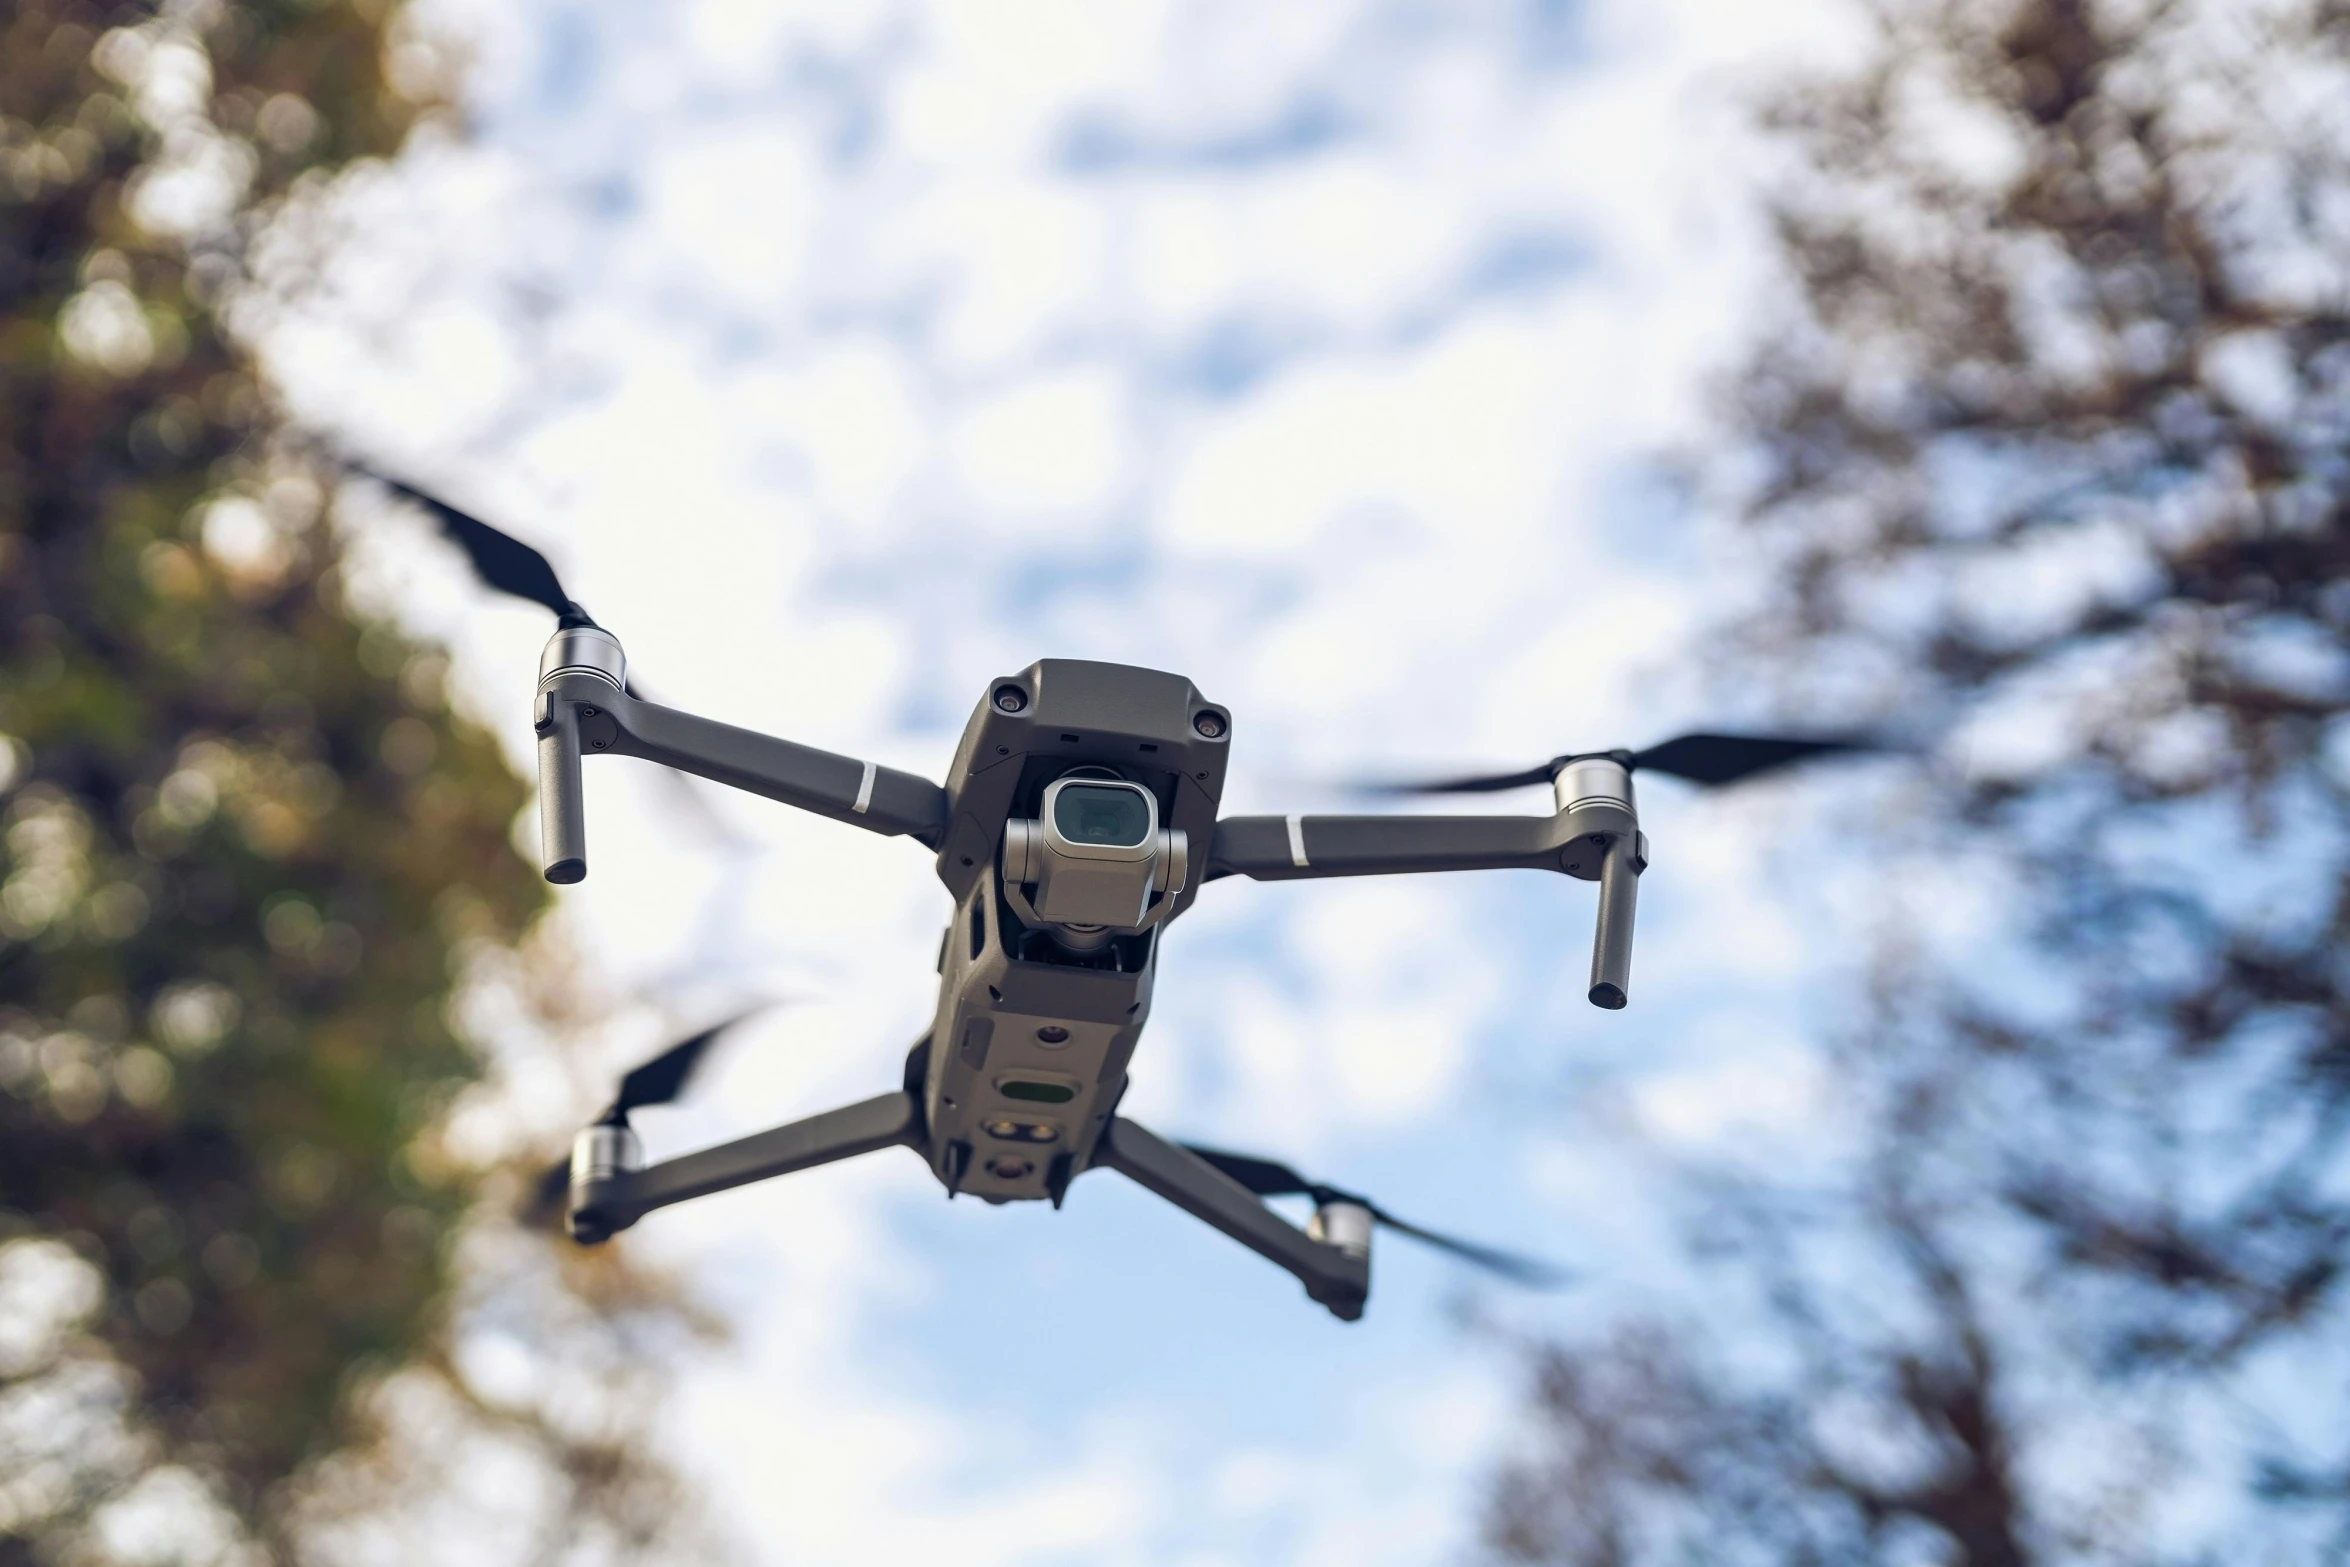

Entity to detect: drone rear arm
[568,1089,922,1241]
[538,670,949,879]
[1094,1116,1369,1321]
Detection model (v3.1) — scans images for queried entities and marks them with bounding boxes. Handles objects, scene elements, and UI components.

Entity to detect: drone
[371,473,1869,1320]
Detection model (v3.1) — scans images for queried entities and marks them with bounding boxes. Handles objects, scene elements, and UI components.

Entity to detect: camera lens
[1053,783,1150,847]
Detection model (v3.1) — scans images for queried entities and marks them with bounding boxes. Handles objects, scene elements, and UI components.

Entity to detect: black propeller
[521,1013,759,1227]
[360,469,597,629]
[1180,1143,1570,1287]
[1358,732,1879,796]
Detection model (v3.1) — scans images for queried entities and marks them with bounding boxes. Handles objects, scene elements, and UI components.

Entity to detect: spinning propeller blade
[525,1155,575,1229]
[520,1012,762,1227]
[358,469,592,627]
[1355,762,1558,796]
[1357,731,1880,796]
[605,1016,742,1121]
[1622,732,1873,786]
[1181,1143,1570,1288]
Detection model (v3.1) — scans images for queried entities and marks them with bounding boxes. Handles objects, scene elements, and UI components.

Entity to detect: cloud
[950,367,1129,525]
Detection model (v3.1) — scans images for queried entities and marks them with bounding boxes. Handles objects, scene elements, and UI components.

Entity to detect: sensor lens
[1053,783,1150,847]
[985,1118,1060,1143]
[1000,1079,1077,1104]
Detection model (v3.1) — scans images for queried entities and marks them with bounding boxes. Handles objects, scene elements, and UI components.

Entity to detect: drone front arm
[1094,1116,1369,1321]
[537,671,949,880]
[568,1089,922,1242]
[1205,802,1649,1008]
[1204,809,1621,881]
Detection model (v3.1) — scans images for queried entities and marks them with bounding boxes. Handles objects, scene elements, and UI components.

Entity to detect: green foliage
[0,0,605,1547]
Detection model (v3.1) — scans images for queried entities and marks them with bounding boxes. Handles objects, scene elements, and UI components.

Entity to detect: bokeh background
[7,0,2349,1563]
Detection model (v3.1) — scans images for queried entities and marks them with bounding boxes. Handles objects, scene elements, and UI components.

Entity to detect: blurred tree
[1489,0,2350,1561]
[0,3,697,1560]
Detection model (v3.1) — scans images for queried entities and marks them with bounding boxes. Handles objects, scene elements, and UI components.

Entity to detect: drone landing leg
[1587,831,1642,1008]
[1094,1117,1369,1321]
[570,1089,922,1242]
[534,691,588,883]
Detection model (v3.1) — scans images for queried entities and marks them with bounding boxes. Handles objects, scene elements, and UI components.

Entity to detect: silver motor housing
[1308,1200,1374,1262]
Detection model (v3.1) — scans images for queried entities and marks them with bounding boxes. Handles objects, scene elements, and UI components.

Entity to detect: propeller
[359,469,597,628]
[520,1012,760,1227]
[1356,732,1879,796]
[1180,1143,1570,1287]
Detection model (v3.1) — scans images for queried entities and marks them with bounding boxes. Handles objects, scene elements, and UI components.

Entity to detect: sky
[251,0,1873,1561]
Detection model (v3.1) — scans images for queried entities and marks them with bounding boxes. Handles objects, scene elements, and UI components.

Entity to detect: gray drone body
[920,660,1226,1208]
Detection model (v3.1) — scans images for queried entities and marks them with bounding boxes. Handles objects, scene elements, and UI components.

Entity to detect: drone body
[920,659,1224,1207]
[378,471,1869,1319]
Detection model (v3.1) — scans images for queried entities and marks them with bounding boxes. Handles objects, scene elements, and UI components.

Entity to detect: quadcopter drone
[374,474,1868,1320]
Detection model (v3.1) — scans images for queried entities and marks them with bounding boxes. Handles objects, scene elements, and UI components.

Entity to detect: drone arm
[1204,809,1624,882]
[1094,1117,1369,1321]
[1206,804,1648,1009]
[569,1089,921,1241]
[542,674,950,849]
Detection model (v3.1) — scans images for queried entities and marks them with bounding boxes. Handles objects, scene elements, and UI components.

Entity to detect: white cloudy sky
[257,0,1875,1561]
